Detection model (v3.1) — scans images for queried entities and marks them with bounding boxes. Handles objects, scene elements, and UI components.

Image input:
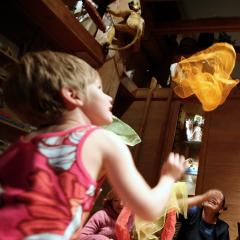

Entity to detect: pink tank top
[0,125,103,240]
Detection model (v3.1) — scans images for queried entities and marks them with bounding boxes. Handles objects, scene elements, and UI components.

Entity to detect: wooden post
[134,77,158,165]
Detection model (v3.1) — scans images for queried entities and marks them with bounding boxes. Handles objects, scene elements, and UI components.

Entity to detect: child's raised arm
[187,189,223,208]
[88,129,186,221]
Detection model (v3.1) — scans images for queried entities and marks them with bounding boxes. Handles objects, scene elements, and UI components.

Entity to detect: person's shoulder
[188,206,200,215]
[90,209,110,221]
[217,218,229,228]
[92,209,107,216]
[89,128,126,147]
[84,128,130,162]
[186,206,201,223]
[216,218,229,237]
[90,127,119,138]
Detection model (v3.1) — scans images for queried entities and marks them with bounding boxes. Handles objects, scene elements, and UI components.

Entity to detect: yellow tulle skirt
[171,42,239,111]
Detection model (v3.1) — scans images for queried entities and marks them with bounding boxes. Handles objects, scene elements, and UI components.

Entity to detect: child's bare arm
[187,194,207,208]
[97,130,185,221]
[187,189,221,208]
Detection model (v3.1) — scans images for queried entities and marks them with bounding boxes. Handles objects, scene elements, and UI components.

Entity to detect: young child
[0,50,185,239]
[79,190,128,240]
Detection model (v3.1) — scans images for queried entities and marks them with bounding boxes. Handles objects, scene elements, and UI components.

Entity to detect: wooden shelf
[15,0,105,67]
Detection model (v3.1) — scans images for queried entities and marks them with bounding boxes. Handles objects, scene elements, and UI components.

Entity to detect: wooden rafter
[152,17,240,35]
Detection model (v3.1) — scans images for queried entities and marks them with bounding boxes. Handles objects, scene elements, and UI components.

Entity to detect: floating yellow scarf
[171,42,239,111]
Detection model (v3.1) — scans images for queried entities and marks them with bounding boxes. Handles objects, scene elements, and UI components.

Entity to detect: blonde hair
[3,50,99,127]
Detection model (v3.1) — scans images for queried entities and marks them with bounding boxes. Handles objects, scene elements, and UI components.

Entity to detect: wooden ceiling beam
[152,17,240,35]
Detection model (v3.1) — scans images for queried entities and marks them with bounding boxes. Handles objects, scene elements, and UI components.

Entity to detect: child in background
[79,190,129,240]
[0,51,185,239]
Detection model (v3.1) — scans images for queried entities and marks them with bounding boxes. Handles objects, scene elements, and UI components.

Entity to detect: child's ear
[60,87,84,108]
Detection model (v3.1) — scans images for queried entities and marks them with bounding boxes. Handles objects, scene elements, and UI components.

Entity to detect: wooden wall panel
[121,99,170,186]
[198,99,240,239]
[121,101,145,156]
[137,101,170,186]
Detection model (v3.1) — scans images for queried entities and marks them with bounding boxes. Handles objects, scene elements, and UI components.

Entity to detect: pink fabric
[161,210,177,240]
[0,125,103,240]
[79,209,117,240]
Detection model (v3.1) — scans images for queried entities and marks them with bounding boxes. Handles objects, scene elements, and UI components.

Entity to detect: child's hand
[161,152,186,180]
